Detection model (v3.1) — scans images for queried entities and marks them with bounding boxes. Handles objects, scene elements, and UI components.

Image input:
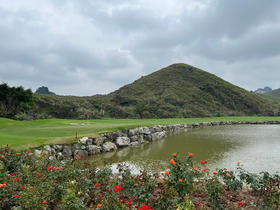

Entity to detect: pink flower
[237,162,240,165]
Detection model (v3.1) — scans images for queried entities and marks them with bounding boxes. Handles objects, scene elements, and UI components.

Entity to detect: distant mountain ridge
[33,63,280,119]
[254,87,272,94]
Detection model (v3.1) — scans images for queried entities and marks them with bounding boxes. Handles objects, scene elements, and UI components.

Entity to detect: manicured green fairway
[1,116,280,149]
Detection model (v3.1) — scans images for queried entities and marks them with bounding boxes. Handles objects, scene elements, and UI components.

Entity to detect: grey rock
[150,131,166,141]
[79,137,88,144]
[130,135,139,142]
[87,145,101,155]
[116,137,130,147]
[53,145,63,152]
[73,143,81,150]
[81,145,86,150]
[141,127,151,135]
[105,131,125,141]
[62,146,72,157]
[34,149,42,156]
[94,137,105,146]
[86,138,93,145]
[74,150,88,157]
[128,128,136,137]
[130,142,139,146]
[43,145,52,153]
[102,142,117,152]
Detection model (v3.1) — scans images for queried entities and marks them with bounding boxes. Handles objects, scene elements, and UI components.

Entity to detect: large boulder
[150,131,166,141]
[43,145,56,155]
[34,149,42,156]
[79,137,88,144]
[128,128,139,137]
[94,137,105,146]
[116,137,130,147]
[87,145,101,155]
[102,142,117,152]
[52,145,63,152]
[62,146,72,157]
[140,127,151,135]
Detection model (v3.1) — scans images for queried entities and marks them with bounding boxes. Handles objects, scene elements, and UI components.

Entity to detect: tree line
[0,83,35,119]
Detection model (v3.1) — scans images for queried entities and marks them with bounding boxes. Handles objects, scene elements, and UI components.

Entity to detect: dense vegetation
[0,83,35,119]
[33,64,280,119]
[2,116,280,149]
[0,148,279,209]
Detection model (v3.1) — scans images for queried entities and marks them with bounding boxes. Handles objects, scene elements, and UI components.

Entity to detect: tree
[0,83,35,118]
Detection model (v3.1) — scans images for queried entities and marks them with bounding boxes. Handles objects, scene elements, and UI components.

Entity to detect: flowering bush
[0,147,279,209]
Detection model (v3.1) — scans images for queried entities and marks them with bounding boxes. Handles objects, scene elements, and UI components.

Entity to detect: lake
[89,125,280,174]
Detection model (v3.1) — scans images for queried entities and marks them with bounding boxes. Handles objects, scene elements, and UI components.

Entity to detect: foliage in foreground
[0,146,280,209]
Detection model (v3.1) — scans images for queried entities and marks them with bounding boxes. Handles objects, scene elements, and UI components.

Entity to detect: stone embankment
[33,120,280,159]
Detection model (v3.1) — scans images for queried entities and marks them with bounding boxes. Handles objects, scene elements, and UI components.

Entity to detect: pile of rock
[32,121,280,159]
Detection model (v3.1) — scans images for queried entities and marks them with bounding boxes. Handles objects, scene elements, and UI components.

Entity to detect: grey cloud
[0,0,280,95]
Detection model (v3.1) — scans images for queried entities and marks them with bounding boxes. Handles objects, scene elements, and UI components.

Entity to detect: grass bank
[1,116,280,149]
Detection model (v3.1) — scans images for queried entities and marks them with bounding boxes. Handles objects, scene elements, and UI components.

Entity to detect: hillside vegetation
[265,88,280,98]
[33,63,280,119]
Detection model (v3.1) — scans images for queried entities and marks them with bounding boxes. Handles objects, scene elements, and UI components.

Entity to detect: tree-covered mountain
[33,63,280,119]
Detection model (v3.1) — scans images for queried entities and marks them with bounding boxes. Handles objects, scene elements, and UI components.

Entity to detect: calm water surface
[88,125,280,174]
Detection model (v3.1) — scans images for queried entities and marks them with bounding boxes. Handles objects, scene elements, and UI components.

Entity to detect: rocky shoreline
[33,120,280,159]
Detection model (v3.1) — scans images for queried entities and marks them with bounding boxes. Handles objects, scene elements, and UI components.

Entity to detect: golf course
[1,116,280,149]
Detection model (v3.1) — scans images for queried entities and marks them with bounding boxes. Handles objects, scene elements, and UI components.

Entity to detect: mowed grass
[1,116,280,150]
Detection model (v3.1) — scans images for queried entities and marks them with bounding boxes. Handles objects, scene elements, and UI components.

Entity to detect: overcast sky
[0,0,280,96]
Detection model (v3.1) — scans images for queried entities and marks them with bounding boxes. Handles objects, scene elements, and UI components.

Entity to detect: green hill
[265,88,280,98]
[33,63,280,119]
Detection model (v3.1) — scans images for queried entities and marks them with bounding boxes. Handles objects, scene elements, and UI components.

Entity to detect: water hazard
[88,125,280,174]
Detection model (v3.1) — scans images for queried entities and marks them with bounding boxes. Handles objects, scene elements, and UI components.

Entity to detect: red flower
[14,194,19,198]
[120,200,124,203]
[36,174,42,177]
[1,156,4,158]
[237,201,244,207]
[16,153,20,155]
[16,177,19,182]
[127,202,132,206]
[213,172,218,175]
[47,165,53,171]
[237,162,240,165]
[202,169,206,172]
[10,174,15,176]
[22,185,26,189]
[98,194,101,198]
[114,189,118,192]
[117,186,122,191]
[2,181,6,184]
[95,183,100,187]
[204,160,208,164]
[54,167,62,171]
[43,201,47,205]
[200,161,204,164]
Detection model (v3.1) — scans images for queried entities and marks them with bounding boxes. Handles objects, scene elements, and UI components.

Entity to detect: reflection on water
[88,125,280,174]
